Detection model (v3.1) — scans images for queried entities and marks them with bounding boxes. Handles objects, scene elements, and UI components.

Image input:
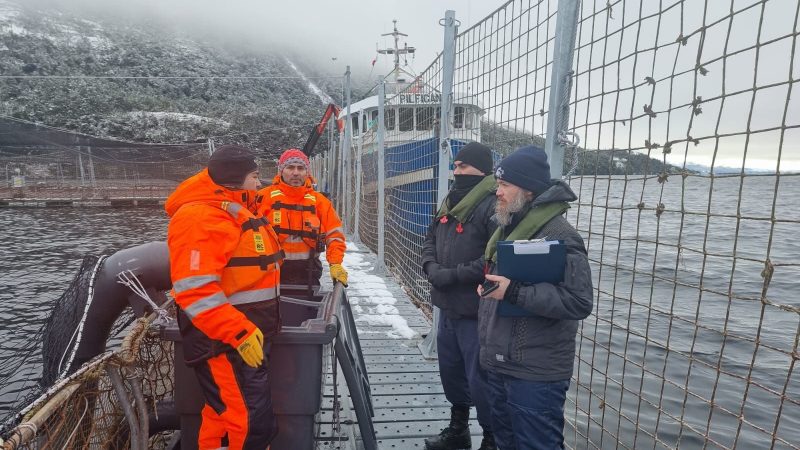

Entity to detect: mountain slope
[0,0,339,157]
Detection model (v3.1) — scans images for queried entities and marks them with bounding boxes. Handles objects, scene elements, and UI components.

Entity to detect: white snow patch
[353,275,387,284]
[370,304,399,315]
[284,58,333,105]
[2,23,26,35]
[350,289,394,298]
[348,296,397,306]
[83,35,111,50]
[121,111,231,128]
[79,19,103,30]
[343,253,370,268]
[355,315,418,339]
[346,241,361,251]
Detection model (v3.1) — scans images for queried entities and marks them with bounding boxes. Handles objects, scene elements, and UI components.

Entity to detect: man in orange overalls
[166,145,282,450]
[258,148,348,289]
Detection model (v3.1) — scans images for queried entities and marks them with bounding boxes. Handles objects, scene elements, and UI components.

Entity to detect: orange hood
[165,169,256,217]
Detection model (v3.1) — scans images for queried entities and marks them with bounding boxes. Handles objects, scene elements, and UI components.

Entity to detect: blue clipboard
[495,239,566,317]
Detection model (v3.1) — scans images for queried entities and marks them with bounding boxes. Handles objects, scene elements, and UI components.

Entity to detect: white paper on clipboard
[511,239,561,254]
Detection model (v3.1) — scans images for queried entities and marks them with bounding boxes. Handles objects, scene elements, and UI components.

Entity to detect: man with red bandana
[258,148,348,288]
[166,144,282,449]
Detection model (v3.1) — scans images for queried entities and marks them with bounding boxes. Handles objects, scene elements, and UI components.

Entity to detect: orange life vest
[258,175,346,264]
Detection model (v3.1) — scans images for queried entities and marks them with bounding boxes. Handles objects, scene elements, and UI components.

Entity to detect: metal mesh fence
[322,0,799,447]
[0,115,207,203]
[381,55,445,312]
[566,1,799,448]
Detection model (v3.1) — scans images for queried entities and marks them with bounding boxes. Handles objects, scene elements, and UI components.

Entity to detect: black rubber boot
[424,405,472,450]
[478,429,496,450]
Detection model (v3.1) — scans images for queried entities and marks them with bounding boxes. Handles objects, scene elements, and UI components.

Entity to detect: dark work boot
[478,429,496,450]
[424,405,472,450]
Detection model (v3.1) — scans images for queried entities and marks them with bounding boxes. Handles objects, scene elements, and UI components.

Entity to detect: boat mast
[377,20,415,86]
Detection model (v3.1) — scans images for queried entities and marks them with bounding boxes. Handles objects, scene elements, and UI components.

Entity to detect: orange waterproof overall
[258,175,345,285]
[167,169,283,450]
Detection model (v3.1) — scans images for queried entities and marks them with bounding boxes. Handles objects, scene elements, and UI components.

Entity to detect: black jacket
[422,191,497,319]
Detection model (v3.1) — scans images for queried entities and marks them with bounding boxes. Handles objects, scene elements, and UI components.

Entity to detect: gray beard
[493,193,528,226]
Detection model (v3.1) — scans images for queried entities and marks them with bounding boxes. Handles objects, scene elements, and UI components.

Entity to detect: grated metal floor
[316,246,485,450]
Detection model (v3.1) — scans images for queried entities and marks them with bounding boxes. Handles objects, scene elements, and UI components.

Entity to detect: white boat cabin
[340,92,483,149]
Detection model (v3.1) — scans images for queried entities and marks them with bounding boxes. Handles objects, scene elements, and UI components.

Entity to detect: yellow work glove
[235,328,264,368]
[330,263,349,287]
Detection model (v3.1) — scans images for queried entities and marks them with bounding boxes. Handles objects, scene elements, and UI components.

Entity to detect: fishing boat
[336,21,484,237]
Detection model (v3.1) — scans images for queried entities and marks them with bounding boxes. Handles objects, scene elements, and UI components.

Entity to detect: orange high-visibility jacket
[166,169,283,365]
[258,175,346,264]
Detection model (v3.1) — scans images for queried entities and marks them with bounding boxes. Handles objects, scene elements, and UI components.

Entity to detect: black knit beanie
[495,145,552,194]
[208,145,258,187]
[454,142,494,175]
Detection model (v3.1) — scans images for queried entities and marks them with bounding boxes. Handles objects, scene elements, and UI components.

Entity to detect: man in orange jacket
[166,145,282,450]
[258,148,348,288]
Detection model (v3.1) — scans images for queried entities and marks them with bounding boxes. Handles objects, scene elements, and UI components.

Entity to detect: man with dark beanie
[165,144,283,449]
[477,145,593,450]
[422,141,498,450]
[207,144,259,189]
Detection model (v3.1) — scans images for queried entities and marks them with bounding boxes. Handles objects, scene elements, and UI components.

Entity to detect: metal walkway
[317,245,485,450]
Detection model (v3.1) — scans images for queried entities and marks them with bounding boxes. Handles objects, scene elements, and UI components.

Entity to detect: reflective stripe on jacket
[258,174,346,264]
[166,169,283,365]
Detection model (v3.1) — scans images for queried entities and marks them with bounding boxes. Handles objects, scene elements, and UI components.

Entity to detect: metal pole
[78,153,85,185]
[343,66,353,233]
[338,121,345,204]
[376,77,386,272]
[544,0,581,178]
[87,146,96,188]
[353,110,363,242]
[330,119,339,208]
[323,149,329,193]
[419,9,457,361]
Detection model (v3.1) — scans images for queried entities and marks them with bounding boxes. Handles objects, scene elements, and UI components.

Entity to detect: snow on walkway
[321,240,427,340]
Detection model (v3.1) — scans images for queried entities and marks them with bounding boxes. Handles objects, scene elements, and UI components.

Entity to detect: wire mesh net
[321,0,799,448]
[565,0,799,448]
[1,318,177,450]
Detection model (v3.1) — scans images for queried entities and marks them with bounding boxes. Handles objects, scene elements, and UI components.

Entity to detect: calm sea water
[0,175,797,448]
[0,207,169,426]
[565,175,799,449]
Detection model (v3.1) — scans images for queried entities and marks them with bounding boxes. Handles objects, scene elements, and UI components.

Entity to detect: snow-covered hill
[0,0,341,157]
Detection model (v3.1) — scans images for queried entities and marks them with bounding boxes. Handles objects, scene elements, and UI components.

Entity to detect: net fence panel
[379,55,445,315]
[455,0,557,157]
[355,133,380,256]
[565,0,799,449]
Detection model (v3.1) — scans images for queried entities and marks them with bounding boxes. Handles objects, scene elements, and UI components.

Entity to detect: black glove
[425,262,458,289]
